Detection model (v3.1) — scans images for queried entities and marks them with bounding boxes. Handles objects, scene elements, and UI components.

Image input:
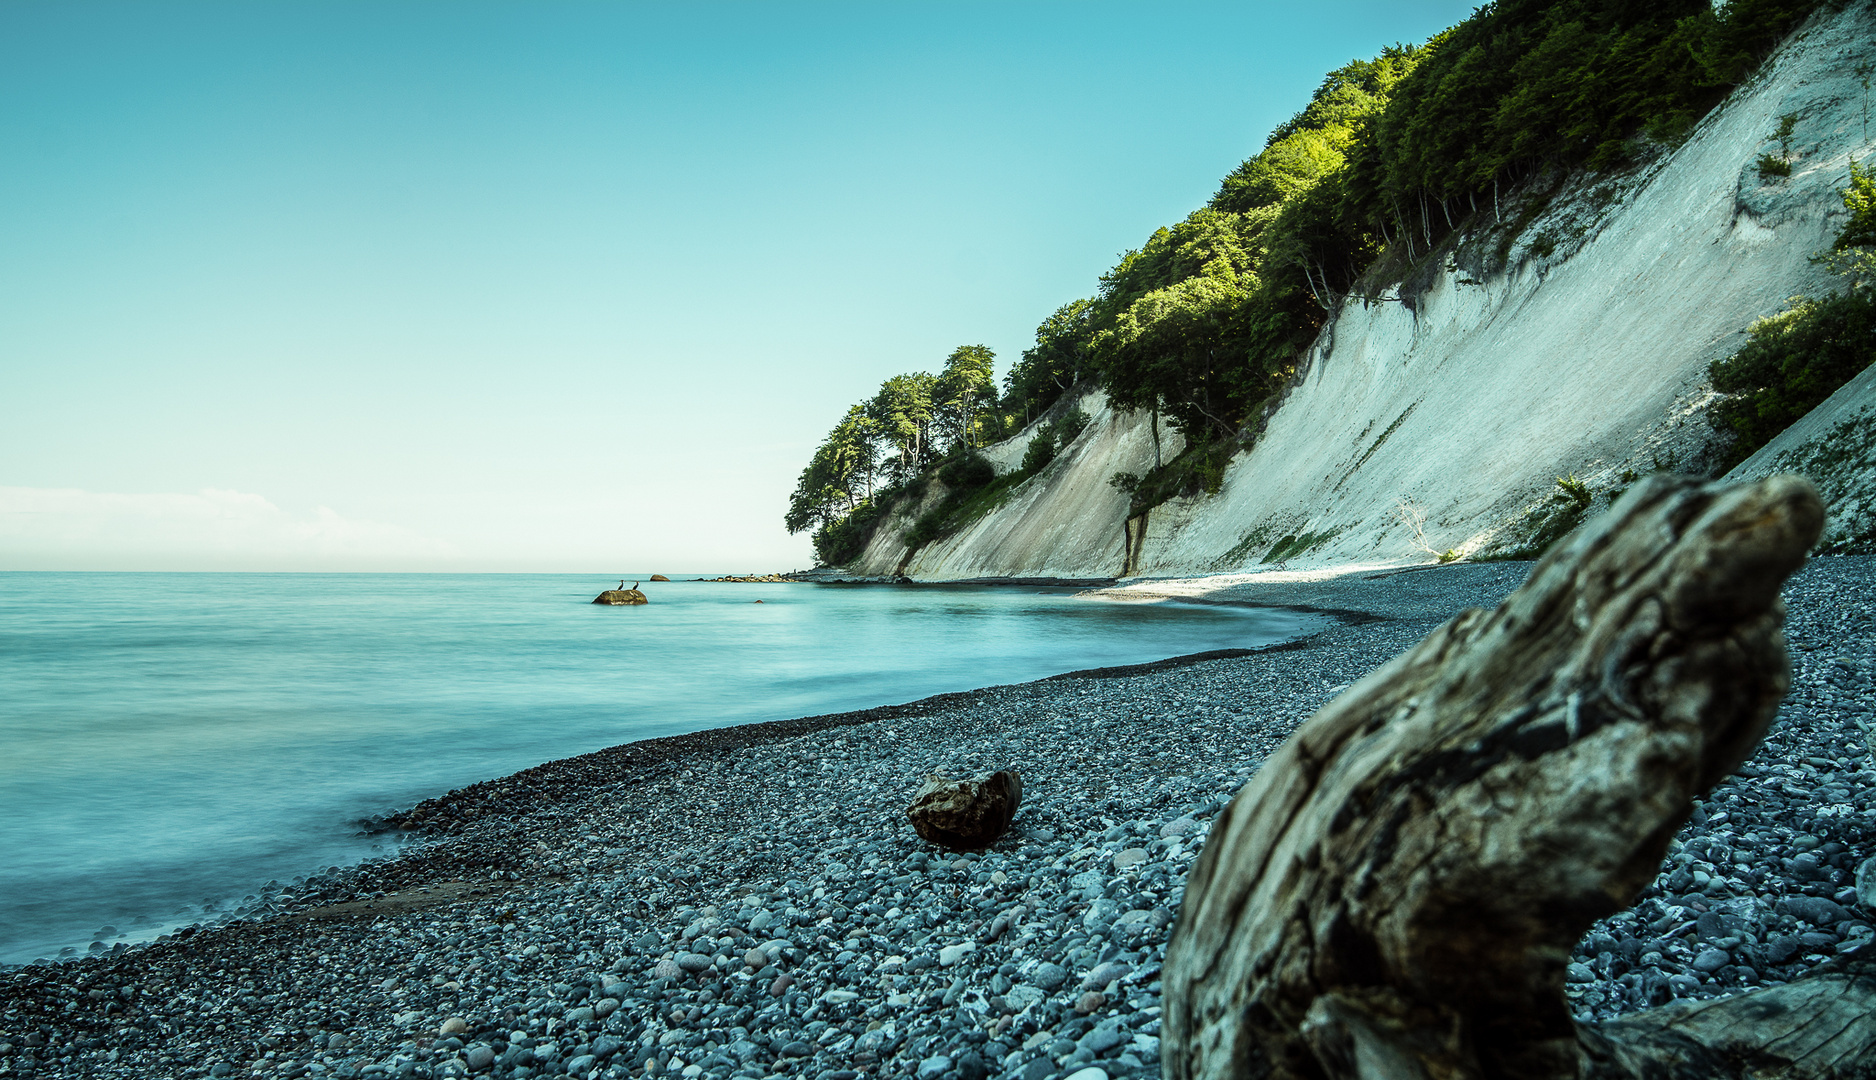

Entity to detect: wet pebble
[4,560,1871,1078]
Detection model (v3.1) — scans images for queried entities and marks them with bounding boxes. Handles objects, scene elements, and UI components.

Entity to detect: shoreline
[383,600,1354,840]
[4,559,1871,1080]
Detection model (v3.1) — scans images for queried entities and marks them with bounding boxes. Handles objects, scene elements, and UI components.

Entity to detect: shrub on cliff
[795,0,1831,545]
[1018,407,1091,477]
[994,0,1824,475]
[938,453,995,492]
[811,497,889,567]
[1709,292,1876,468]
[1709,164,1876,468]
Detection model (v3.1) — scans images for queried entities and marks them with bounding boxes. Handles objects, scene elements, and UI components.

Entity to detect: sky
[1,1,1479,573]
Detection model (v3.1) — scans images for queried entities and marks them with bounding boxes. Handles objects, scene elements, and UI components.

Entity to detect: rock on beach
[906,770,1024,851]
[3,559,1873,1080]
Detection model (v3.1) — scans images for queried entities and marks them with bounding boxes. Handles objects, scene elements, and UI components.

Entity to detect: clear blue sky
[1,1,1477,572]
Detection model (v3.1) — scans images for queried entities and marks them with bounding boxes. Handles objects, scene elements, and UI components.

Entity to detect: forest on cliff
[788,0,1848,568]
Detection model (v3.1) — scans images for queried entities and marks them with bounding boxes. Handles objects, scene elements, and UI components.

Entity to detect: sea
[0,572,1323,965]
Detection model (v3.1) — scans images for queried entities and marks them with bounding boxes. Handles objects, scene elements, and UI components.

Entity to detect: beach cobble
[1,558,1870,1080]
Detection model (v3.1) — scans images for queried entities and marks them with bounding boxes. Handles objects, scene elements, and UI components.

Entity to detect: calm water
[0,572,1322,964]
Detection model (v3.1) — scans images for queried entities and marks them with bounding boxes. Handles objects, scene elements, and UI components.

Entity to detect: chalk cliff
[1728,358,1876,555]
[851,3,1875,580]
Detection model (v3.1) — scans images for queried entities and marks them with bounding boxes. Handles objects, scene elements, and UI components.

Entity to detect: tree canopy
[787,347,1008,562]
[790,0,1827,562]
[995,0,1821,450]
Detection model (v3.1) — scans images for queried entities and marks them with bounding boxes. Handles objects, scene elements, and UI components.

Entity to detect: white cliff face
[861,4,1875,580]
[848,389,1182,578]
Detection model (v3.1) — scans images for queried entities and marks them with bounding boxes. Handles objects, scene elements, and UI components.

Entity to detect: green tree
[827,405,880,503]
[1001,299,1095,425]
[1082,208,1274,438]
[784,442,850,536]
[868,372,937,482]
[1092,266,1260,438]
[784,405,878,535]
[934,345,997,451]
[1709,292,1876,466]
[1835,160,1876,252]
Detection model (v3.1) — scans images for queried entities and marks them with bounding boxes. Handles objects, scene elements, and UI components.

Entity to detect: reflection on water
[0,572,1323,963]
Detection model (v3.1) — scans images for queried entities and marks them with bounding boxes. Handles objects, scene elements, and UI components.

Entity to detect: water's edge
[11,604,1355,969]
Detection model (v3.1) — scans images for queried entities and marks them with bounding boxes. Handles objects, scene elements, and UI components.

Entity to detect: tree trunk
[1159,474,1868,1080]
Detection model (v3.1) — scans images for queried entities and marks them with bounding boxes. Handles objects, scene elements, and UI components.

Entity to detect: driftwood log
[1161,474,1876,1079]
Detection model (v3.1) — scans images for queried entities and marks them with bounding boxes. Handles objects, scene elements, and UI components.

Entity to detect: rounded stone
[939,942,976,966]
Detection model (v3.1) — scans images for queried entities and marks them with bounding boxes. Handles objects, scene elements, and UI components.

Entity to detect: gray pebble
[1032,962,1068,990]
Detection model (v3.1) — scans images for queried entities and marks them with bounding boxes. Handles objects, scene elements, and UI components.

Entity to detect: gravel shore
[3,559,1872,1080]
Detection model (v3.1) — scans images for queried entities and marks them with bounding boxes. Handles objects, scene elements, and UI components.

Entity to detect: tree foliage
[1707,291,1876,467]
[1347,0,1822,229]
[1836,160,1876,252]
[1001,300,1095,425]
[783,405,877,536]
[935,345,998,451]
[1006,0,1819,458]
[1709,164,1876,467]
[786,347,1007,563]
[790,0,1828,554]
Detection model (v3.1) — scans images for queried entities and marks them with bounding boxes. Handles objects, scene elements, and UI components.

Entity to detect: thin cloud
[0,486,457,570]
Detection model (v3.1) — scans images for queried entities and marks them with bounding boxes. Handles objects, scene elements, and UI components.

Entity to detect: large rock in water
[592,589,647,605]
[907,770,1022,851]
[649,574,671,582]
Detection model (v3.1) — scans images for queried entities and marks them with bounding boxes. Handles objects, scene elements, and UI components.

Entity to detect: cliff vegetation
[790,0,1833,567]
[1709,161,1876,467]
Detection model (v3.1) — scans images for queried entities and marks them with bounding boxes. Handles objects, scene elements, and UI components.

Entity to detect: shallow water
[0,572,1322,964]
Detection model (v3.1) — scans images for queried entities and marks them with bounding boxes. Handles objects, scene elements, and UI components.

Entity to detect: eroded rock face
[591,589,648,605]
[906,770,1022,851]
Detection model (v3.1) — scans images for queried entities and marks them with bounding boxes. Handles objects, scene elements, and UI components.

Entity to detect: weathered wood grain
[1159,474,1869,1079]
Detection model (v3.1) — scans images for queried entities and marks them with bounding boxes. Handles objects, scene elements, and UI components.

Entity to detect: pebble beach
[3,558,1873,1080]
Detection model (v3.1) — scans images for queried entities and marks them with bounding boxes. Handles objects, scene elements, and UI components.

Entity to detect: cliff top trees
[935,345,997,451]
[783,405,877,536]
[1001,300,1095,426]
[869,372,937,484]
[788,0,1830,552]
[785,347,1002,559]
